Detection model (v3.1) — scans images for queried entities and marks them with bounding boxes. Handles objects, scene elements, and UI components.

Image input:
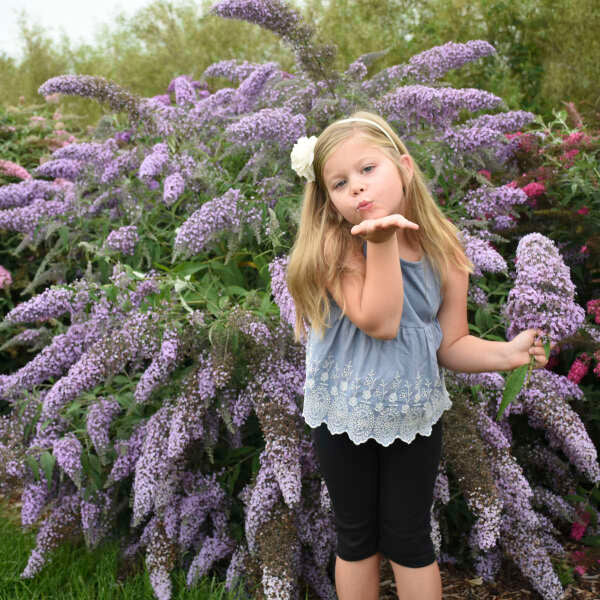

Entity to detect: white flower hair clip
[290,135,317,182]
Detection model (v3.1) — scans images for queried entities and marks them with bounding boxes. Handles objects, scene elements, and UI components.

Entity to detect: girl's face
[322,133,413,227]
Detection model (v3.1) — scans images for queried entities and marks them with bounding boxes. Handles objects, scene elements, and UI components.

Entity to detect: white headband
[290,117,400,182]
[335,118,400,153]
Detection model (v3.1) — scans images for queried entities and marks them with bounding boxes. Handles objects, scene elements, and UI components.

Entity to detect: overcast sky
[1,0,155,60]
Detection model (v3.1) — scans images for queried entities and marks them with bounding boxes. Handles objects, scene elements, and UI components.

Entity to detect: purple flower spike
[163,173,185,206]
[225,107,306,147]
[53,434,83,486]
[104,225,139,255]
[35,159,83,181]
[403,40,496,83]
[459,230,507,277]
[38,75,141,119]
[138,143,169,180]
[504,233,585,343]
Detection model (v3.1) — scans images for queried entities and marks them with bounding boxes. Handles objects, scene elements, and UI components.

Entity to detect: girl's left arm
[436,263,548,373]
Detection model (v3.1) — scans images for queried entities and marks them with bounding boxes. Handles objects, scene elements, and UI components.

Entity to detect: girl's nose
[351,180,365,194]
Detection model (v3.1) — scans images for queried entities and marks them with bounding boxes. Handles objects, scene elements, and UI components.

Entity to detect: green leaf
[25,456,40,481]
[565,494,587,504]
[496,364,528,421]
[544,340,551,360]
[40,451,56,490]
[580,535,600,547]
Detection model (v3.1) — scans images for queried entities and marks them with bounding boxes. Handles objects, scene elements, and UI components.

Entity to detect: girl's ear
[399,154,414,186]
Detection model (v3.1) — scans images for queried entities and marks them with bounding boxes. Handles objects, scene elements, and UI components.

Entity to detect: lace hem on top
[302,362,452,446]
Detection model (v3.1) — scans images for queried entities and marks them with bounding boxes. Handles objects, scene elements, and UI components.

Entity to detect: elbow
[366,313,402,340]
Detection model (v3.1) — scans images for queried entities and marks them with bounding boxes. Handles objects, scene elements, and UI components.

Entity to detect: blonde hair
[286,110,473,343]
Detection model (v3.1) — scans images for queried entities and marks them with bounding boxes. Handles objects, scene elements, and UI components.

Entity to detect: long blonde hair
[286,110,473,343]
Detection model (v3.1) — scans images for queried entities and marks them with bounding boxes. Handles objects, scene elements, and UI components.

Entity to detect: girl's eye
[363,165,374,173]
[333,180,346,189]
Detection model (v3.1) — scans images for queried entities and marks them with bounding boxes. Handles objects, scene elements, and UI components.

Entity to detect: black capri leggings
[311,417,443,568]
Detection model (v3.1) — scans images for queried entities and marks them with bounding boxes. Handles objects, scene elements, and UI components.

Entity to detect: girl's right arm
[326,214,419,339]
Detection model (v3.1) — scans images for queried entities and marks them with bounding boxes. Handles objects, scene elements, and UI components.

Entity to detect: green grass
[0,499,249,600]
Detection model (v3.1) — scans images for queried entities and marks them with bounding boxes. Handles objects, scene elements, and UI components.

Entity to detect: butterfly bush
[504,233,585,342]
[174,188,262,256]
[0,4,596,598]
[104,225,139,255]
[402,40,496,83]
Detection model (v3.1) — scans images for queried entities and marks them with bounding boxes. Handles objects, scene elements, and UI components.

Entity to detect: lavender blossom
[504,233,585,342]
[212,0,312,45]
[21,493,81,579]
[518,370,599,483]
[463,184,528,221]
[4,286,74,324]
[345,59,368,81]
[235,62,278,113]
[268,255,296,328]
[53,434,83,486]
[0,196,73,236]
[51,140,117,164]
[243,458,281,552]
[532,486,577,524]
[39,75,142,120]
[0,179,56,209]
[468,285,488,307]
[34,159,83,181]
[225,545,249,591]
[87,397,121,456]
[442,126,504,154]
[135,328,180,404]
[376,85,503,130]
[132,406,173,526]
[186,535,235,586]
[402,41,496,83]
[459,230,507,277]
[3,325,105,404]
[108,422,147,483]
[100,148,140,184]
[474,548,503,582]
[465,110,536,132]
[170,75,196,106]
[104,225,139,255]
[138,143,169,181]
[204,59,260,82]
[225,107,306,147]
[41,312,155,421]
[21,479,50,527]
[499,514,564,600]
[174,188,262,255]
[163,173,185,206]
[81,491,112,548]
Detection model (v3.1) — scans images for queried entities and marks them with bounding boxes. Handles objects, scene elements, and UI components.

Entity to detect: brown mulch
[376,550,600,600]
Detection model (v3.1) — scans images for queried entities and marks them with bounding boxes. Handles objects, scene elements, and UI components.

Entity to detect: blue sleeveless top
[302,244,451,446]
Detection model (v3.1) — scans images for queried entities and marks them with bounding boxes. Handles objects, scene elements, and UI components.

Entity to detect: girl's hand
[507,329,550,370]
[350,214,419,244]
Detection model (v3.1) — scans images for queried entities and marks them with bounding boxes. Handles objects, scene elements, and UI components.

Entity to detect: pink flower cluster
[570,509,591,541]
[560,148,579,168]
[521,181,545,198]
[567,353,591,384]
[0,160,31,180]
[0,265,12,289]
[587,299,600,324]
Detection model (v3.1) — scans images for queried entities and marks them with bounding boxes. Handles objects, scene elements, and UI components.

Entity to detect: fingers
[351,214,419,236]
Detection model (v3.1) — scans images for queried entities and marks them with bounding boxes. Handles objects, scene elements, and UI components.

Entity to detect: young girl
[285,111,548,600]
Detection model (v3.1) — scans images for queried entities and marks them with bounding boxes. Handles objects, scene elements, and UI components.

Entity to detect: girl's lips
[357,201,374,211]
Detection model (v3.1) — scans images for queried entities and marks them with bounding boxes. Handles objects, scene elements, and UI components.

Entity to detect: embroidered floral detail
[302,352,451,446]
